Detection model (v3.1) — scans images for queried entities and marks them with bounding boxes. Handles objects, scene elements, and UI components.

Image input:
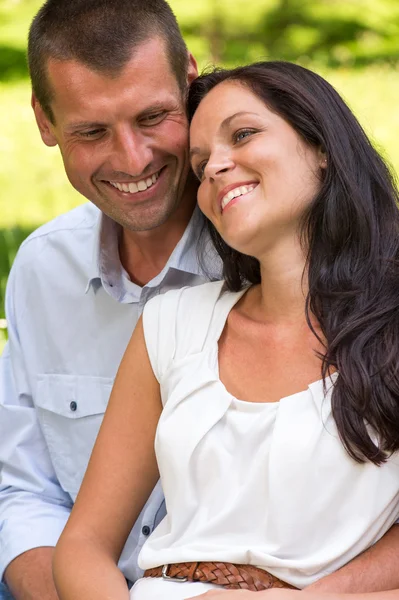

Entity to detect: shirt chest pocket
[36,374,114,497]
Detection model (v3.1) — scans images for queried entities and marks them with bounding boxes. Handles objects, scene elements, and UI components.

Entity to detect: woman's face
[190,80,325,259]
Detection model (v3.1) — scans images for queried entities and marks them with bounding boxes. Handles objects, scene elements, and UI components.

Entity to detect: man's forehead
[46,36,176,88]
[46,40,182,124]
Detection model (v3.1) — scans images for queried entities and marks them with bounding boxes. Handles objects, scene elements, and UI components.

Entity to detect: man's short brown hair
[28,0,189,123]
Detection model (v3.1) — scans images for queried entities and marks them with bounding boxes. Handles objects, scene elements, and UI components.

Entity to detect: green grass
[0,332,6,354]
[0,80,83,228]
[324,65,399,176]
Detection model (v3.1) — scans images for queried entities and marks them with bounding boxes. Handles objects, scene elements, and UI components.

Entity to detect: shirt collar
[85,206,221,295]
[148,204,206,285]
[85,211,122,293]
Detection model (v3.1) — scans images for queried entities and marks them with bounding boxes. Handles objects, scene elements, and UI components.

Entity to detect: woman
[53,62,399,600]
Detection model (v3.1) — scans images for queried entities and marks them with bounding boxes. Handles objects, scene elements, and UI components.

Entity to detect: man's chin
[105,201,179,233]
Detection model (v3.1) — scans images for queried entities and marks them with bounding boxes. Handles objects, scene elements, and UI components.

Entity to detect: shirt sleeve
[0,262,73,581]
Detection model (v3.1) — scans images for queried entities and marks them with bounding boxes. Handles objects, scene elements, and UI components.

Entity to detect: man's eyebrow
[139,101,175,114]
[190,111,260,159]
[65,121,106,133]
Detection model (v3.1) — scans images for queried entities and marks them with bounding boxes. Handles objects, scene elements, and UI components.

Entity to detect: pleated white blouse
[137,280,399,592]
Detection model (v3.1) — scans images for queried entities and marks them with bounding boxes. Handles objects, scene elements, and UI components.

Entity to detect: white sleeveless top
[139,281,399,589]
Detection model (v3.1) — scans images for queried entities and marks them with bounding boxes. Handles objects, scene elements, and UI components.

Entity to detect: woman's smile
[218,182,259,213]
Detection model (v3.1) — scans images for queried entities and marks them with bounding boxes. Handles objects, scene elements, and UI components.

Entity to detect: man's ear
[187,52,198,85]
[31,93,58,147]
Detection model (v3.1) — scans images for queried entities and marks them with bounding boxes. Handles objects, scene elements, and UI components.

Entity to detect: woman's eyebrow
[190,146,203,160]
[220,111,260,131]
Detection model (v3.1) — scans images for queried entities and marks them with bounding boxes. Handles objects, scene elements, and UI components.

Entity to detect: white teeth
[109,170,160,194]
[221,184,257,211]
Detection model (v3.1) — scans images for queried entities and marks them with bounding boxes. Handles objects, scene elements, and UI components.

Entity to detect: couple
[1,0,399,599]
[53,27,399,600]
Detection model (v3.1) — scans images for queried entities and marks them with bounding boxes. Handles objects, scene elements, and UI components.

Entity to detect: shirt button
[142,525,151,536]
[70,401,77,412]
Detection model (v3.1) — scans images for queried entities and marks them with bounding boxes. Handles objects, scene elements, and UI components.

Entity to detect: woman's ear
[31,93,58,147]
[318,147,327,169]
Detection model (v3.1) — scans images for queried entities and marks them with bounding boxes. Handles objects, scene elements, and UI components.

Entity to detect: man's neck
[119,198,196,287]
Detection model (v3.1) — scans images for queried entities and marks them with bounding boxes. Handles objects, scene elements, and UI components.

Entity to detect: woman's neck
[254,238,310,324]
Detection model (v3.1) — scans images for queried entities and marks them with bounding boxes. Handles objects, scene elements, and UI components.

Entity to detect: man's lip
[101,166,165,185]
[100,166,166,199]
[217,181,259,210]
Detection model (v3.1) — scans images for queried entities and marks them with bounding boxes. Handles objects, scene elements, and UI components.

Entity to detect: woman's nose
[205,152,235,181]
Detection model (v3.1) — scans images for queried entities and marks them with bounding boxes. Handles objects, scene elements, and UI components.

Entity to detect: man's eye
[80,129,105,139]
[234,129,256,143]
[142,112,166,126]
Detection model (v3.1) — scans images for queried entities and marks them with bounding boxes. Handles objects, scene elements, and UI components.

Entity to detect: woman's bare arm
[53,317,161,600]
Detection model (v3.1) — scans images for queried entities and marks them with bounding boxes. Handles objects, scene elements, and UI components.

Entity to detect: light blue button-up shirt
[0,202,220,582]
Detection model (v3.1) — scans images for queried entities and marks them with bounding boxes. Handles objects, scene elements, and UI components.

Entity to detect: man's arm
[4,549,58,600]
[305,525,399,593]
[0,262,72,600]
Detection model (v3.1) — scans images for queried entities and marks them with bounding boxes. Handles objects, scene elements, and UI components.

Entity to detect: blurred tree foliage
[0,227,34,322]
[0,45,27,81]
[1,0,398,79]
[171,0,399,67]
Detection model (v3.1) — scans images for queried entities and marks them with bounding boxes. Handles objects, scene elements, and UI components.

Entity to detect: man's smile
[107,169,162,194]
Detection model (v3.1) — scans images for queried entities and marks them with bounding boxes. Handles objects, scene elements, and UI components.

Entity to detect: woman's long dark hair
[188,62,399,465]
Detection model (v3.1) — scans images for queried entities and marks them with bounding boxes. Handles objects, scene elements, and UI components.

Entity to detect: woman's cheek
[197,184,213,219]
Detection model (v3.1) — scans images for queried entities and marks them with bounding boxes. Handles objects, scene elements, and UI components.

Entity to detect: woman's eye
[234,129,255,143]
[193,161,207,181]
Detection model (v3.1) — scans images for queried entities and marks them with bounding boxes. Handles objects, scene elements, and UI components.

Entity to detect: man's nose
[109,128,153,176]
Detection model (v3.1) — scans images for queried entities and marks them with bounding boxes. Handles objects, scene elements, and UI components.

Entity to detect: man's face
[33,37,197,232]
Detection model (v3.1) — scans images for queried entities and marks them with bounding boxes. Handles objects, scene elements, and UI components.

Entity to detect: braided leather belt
[144,562,297,591]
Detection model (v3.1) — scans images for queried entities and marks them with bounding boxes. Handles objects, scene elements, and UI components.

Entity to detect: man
[0,1,398,600]
[0,2,209,599]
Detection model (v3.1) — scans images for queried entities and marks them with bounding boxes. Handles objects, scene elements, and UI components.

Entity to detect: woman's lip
[217,181,259,210]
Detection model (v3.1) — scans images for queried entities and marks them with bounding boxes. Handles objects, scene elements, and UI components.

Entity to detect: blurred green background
[1,0,399,351]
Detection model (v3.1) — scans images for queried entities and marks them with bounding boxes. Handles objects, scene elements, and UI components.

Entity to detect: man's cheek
[162,121,189,145]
